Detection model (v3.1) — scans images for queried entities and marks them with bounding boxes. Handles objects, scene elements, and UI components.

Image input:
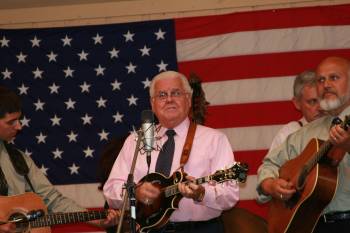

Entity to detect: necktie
[155,129,176,176]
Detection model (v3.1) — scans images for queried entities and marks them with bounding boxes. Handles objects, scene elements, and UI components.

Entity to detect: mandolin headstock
[210,162,248,184]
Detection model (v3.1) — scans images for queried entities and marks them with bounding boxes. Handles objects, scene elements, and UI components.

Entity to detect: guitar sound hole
[9,213,29,233]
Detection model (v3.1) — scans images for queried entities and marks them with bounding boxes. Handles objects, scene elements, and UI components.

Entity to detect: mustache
[321,90,337,98]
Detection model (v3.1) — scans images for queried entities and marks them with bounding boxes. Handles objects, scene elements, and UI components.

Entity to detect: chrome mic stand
[116,130,142,233]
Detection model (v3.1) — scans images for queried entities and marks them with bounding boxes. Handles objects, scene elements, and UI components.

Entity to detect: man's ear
[292,97,301,111]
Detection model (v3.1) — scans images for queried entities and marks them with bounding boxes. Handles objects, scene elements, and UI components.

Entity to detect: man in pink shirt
[103,71,239,233]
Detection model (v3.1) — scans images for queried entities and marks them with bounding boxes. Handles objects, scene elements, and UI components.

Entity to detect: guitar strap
[3,142,36,193]
[179,120,197,172]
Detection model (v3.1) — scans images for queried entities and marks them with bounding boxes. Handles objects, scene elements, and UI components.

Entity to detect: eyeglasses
[153,90,188,101]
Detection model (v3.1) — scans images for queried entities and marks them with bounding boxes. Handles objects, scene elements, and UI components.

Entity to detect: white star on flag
[0,36,9,47]
[111,80,122,91]
[48,83,60,94]
[34,99,45,111]
[83,146,94,158]
[50,114,62,126]
[81,113,93,125]
[67,131,78,142]
[155,28,166,40]
[92,33,103,44]
[52,148,63,159]
[80,82,91,93]
[18,84,29,95]
[20,116,30,127]
[62,35,72,47]
[157,60,168,72]
[127,94,138,106]
[63,66,74,78]
[142,78,151,88]
[94,64,105,76]
[123,30,135,42]
[64,98,76,110]
[2,68,12,80]
[139,45,151,56]
[108,48,119,58]
[98,129,109,141]
[47,51,58,62]
[126,62,137,74]
[69,163,80,175]
[30,36,41,47]
[32,67,44,79]
[16,52,27,63]
[112,112,123,123]
[36,132,47,144]
[96,97,107,108]
[77,50,89,61]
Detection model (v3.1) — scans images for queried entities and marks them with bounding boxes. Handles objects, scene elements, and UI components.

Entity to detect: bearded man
[257,56,350,233]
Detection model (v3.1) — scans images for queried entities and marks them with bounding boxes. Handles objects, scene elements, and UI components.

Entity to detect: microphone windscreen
[141,109,154,123]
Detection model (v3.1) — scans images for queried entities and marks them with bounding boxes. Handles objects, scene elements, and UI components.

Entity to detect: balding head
[316,56,350,115]
[317,56,350,73]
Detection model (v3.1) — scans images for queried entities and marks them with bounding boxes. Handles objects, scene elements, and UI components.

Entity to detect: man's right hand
[0,223,16,233]
[135,182,160,205]
[261,178,296,201]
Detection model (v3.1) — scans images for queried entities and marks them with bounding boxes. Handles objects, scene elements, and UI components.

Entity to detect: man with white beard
[256,56,350,233]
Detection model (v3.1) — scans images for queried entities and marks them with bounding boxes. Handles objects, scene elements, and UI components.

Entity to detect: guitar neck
[30,210,107,228]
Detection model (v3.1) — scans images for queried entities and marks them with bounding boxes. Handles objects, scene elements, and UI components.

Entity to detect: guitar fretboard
[30,210,107,228]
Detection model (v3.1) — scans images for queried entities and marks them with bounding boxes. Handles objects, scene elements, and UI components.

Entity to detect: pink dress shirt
[103,117,239,222]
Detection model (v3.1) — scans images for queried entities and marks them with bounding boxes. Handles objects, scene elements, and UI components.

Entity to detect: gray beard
[320,98,342,111]
[320,93,350,112]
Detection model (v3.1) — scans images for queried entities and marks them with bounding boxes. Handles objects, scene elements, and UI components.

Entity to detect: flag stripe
[178,49,350,82]
[176,25,350,62]
[206,101,300,128]
[234,150,268,175]
[175,4,350,39]
[219,125,282,151]
[202,76,295,106]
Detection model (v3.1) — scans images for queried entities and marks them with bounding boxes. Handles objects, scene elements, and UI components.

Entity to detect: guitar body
[136,171,184,233]
[268,138,338,233]
[0,192,50,233]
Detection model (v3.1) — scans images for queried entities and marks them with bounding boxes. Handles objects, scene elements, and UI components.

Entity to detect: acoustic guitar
[268,116,350,233]
[136,162,248,233]
[0,192,109,233]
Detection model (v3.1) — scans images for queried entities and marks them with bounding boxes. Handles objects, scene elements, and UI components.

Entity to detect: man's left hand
[90,209,120,228]
[178,176,205,202]
[329,125,350,151]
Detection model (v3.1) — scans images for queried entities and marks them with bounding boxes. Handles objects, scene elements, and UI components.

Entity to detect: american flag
[2,3,350,233]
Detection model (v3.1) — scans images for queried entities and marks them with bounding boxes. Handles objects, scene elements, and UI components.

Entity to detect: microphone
[141,110,155,170]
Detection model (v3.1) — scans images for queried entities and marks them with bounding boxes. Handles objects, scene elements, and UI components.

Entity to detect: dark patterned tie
[0,166,8,196]
[155,129,176,176]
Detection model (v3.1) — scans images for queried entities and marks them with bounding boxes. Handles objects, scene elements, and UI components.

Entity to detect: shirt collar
[158,117,190,138]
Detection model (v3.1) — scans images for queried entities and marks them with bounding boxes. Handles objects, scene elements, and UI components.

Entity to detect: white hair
[149,71,193,97]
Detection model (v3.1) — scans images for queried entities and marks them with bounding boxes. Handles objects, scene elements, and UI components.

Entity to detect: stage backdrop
[1,3,350,233]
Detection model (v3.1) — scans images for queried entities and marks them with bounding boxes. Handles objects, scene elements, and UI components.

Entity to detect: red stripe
[175,4,350,39]
[234,150,267,175]
[178,49,350,82]
[52,224,101,233]
[205,101,301,129]
[236,200,269,219]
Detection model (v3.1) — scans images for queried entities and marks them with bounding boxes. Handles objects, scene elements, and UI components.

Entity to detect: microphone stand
[116,130,142,233]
